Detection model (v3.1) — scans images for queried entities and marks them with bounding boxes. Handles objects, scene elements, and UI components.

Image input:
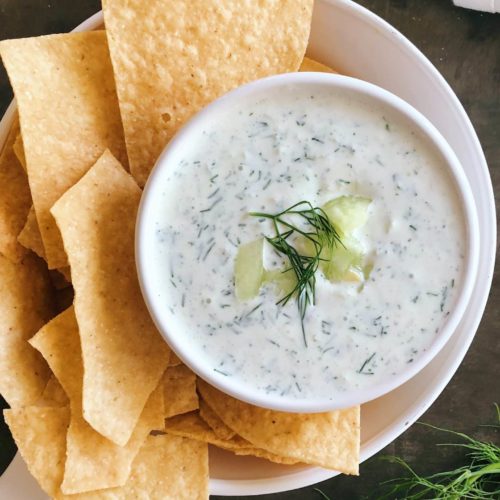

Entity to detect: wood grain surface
[0,1,498,499]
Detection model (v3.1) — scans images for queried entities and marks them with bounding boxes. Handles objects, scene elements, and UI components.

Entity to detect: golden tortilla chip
[54,285,75,316]
[102,0,313,186]
[71,434,209,500]
[95,434,209,500]
[0,253,53,407]
[165,411,299,465]
[13,132,26,171]
[29,308,81,400]
[168,351,183,367]
[29,306,165,494]
[51,150,170,446]
[0,118,31,262]
[18,205,45,260]
[199,398,235,440]
[299,56,338,73]
[198,379,360,474]
[0,31,128,268]
[49,268,71,289]
[165,410,246,448]
[163,364,199,419]
[36,375,69,407]
[4,406,70,498]
[62,385,164,494]
[5,408,207,500]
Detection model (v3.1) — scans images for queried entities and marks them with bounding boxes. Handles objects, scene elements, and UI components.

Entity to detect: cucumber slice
[234,239,264,300]
[288,224,366,283]
[264,268,297,297]
[322,195,371,234]
[362,261,374,280]
[321,235,364,282]
[344,268,364,283]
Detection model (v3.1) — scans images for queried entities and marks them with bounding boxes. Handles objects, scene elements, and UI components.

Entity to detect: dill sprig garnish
[250,201,342,346]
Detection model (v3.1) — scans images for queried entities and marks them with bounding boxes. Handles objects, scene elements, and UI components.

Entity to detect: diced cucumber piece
[234,239,264,300]
[264,268,297,297]
[295,237,316,259]
[343,267,364,283]
[321,235,364,282]
[362,261,374,280]
[322,195,371,234]
[287,223,366,283]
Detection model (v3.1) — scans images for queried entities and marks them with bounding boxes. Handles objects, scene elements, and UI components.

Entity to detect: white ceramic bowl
[0,0,495,497]
[136,72,480,413]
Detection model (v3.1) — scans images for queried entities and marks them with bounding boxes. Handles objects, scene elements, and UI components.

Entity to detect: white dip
[148,85,466,401]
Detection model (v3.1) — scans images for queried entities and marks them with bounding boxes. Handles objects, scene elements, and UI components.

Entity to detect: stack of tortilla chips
[0,0,359,498]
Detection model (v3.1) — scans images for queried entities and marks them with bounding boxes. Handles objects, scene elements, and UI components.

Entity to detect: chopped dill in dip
[148,85,466,401]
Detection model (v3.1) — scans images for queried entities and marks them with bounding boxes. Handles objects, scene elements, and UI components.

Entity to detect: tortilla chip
[4,406,70,498]
[228,442,300,464]
[29,308,81,399]
[102,0,313,186]
[51,150,170,446]
[95,434,209,500]
[165,410,246,448]
[50,268,71,289]
[36,375,69,407]
[198,379,360,474]
[13,132,26,171]
[199,398,235,440]
[0,253,53,407]
[5,408,206,500]
[163,364,199,419]
[54,285,75,315]
[62,385,164,494]
[168,351,183,367]
[165,411,299,465]
[70,434,209,500]
[299,56,338,73]
[0,118,31,262]
[29,307,165,494]
[18,205,45,260]
[0,31,128,268]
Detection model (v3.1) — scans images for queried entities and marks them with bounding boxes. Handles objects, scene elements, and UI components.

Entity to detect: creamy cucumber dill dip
[148,84,466,401]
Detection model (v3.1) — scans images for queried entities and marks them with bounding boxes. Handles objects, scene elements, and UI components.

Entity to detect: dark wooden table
[1,1,498,498]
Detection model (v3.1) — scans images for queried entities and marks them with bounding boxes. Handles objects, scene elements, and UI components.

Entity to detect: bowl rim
[136,71,480,413]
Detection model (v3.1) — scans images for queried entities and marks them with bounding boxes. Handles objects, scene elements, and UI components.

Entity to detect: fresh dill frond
[376,405,500,499]
[250,201,342,346]
[313,487,332,499]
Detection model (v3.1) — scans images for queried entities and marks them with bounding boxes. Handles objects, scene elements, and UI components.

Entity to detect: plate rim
[0,0,495,497]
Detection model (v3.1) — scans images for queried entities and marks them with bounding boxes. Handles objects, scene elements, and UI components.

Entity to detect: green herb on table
[376,405,500,499]
[250,201,342,346]
[314,487,332,499]
[312,407,500,500]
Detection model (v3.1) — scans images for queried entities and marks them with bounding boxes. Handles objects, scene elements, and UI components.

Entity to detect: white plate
[0,0,495,497]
